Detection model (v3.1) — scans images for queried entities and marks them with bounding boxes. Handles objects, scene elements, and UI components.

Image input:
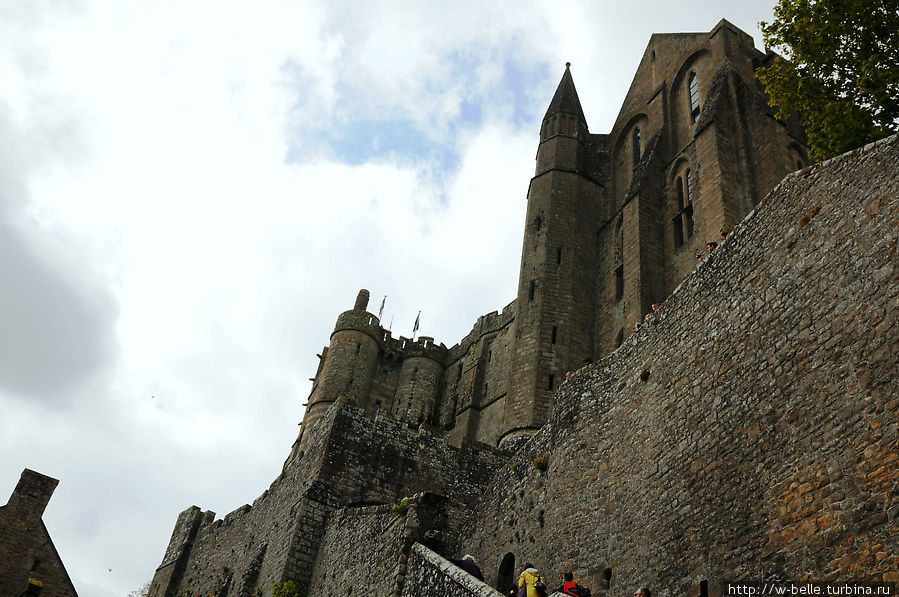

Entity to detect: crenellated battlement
[332,309,383,340]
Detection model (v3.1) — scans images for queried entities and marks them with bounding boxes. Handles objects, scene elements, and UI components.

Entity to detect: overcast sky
[0,2,776,595]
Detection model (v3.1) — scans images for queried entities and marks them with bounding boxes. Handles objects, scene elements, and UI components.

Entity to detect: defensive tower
[500,64,605,449]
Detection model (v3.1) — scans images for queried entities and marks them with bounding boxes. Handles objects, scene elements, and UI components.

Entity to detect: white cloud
[0,1,776,595]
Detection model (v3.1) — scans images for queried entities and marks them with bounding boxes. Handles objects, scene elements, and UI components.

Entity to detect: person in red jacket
[558,572,591,597]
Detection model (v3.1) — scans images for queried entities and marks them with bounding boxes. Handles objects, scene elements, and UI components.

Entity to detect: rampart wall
[151,402,509,597]
[463,136,899,595]
[443,303,517,446]
[401,543,504,597]
[149,402,336,597]
[309,494,453,597]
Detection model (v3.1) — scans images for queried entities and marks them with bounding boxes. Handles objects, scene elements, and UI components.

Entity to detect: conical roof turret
[543,62,587,127]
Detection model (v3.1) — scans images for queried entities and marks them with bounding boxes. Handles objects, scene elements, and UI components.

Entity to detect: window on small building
[700,580,709,597]
[615,266,624,300]
[632,128,641,167]
[688,72,700,122]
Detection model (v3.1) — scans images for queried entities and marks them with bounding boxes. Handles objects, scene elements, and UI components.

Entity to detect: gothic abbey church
[289,19,808,455]
[149,19,898,597]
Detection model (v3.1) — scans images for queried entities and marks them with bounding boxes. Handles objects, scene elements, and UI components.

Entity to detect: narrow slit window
[535,216,542,231]
[615,266,624,300]
[528,280,536,301]
[632,127,641,166]
[556,247,562,264]
[688,72,700,121]
[673,217,684,247]
[551,326,557,344]
[685,169,695,238]
[673,170,694,247]
[547,374,555,390]
[355,342,361,355]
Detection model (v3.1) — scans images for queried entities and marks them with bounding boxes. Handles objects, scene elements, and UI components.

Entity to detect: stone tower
[500,64,605,450]
[290,21,810,454]
[294,289,384,453]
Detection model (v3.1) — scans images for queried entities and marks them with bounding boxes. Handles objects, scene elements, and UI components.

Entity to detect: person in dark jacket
[448,554,484,581]
[558,571,590,596]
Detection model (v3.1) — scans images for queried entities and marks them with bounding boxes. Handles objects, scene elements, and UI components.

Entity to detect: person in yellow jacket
[517,563,543,597]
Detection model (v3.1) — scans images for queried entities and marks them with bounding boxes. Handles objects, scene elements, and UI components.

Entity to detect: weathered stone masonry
[150,20,896,597]
[465,134,899,595]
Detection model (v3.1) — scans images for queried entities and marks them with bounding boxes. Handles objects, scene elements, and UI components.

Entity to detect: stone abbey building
[149,20,898,597]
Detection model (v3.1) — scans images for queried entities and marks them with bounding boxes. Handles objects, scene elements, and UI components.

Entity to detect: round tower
[295,289,382,452]
[389,336,446,426]
[501,64,602,450]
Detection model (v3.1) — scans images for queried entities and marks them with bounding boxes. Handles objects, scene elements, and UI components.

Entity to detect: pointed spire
[543,62,587,126]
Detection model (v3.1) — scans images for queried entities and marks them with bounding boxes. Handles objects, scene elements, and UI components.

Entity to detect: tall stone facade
[149,20,898,597]
[287,19,809,456]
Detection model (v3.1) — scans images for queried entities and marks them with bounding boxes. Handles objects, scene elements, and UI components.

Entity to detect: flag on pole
[412,311,421,337]
[378,295,386,319]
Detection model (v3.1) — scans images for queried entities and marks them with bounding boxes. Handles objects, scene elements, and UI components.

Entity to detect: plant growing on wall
[393,496,411,515]
[532,456,548,471]
[271,580,302,597]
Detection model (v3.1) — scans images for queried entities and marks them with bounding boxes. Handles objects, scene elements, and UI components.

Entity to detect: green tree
[757,0,899,160]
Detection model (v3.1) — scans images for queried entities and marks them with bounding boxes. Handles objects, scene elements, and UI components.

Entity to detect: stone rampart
[464,136,899,595]
[402,543,504,597]
[151,401,510,597]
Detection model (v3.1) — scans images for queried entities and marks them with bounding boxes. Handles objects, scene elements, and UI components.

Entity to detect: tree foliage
[757,0,899,160]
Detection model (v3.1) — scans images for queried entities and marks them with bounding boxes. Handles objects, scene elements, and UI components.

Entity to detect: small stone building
[0,469,79,597]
